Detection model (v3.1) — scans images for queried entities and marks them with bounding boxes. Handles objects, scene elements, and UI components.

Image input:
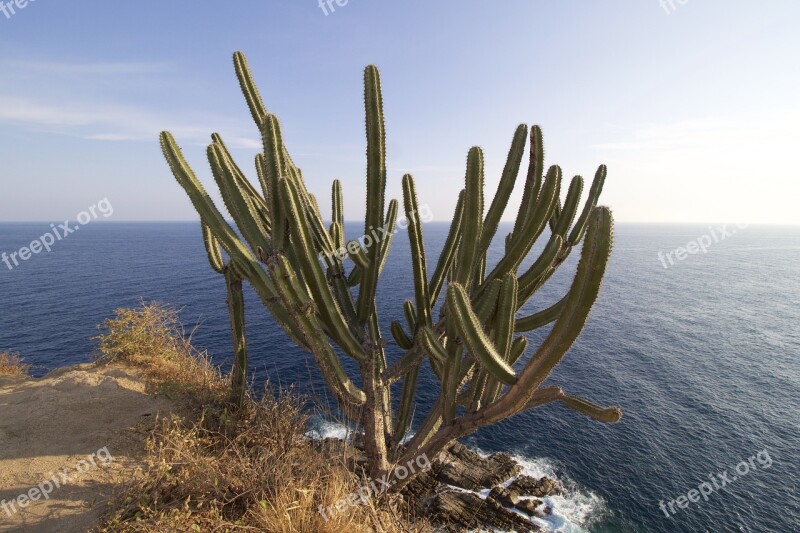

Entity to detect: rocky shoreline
[408,442,561,531]
[318,438,564,531]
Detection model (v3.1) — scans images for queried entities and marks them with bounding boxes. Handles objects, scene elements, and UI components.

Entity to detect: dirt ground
[0,364,173,532]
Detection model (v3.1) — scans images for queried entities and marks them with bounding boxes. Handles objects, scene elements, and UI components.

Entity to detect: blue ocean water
[0,221,797,532]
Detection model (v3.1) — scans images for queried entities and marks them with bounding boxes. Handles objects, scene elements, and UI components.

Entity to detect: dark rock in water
[509,474,562,497]
[425,490,539,532]
[515,497,544,516]
[436,442,522,491]
[488,486,521,507]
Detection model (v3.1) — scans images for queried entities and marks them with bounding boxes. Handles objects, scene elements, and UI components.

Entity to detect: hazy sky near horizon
[1,1,799,224]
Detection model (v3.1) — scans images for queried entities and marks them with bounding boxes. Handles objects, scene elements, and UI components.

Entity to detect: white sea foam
[304,416,354,441]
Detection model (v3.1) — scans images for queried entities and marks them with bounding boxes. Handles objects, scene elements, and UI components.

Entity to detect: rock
[488,486,521,507]
[515,498,544,516]
[425,490,539,532]
[402,468,443,506]
[509,475,562,497]
[435,442,522,491]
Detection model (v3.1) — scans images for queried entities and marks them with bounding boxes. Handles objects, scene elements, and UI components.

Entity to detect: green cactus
[161,52,621,483]
[200,222,248,407]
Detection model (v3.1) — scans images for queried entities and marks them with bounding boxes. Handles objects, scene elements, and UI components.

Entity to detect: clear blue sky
[1,0,799,223]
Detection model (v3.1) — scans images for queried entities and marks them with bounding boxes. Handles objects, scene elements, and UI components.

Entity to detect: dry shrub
[96,303,428,532]
[102,391,426,532]
[0,351,29,376]
[94,301,228,402]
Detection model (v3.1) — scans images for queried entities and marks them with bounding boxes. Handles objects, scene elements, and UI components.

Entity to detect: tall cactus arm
[347,241,371,269]
[347,265,363,286]
[268,253,366,405]
[568,164,606,246]
[393,364,421,447]
[332,179,345,249]
[478,124,528,258]
[480,164,561,288]
[255,153,270,204]
[161,132,258,267]
[390,320,413,349]
[515,295,567,332]
[208,143,270,256]
[517,233,563,301]
[418,326,448,366]
[509,336,528,364]
[376,199,399,276]
[303,195,338,260]
[429,190,465,308]
[486,206,613,416]
[261,114,291,250]
[233,51,267,126]
[453,147,484,289]
[552,175,584,238]
[329,222,344,256]
[403,174,433,328]
[403,299,418,333]
[363,65,387,234]
[211,133,272,228]
[494,273,518,360]
[522,385,565,410]
[511,125,545,242]
[225,267,248,406]
[441,320,464,424]
[278,178,368,361]
[477,273,519,407]
[357,65,389,325]
[327,263,363,339]
[473,278,502,323]
[447,283,518,386]
[560,395,622,423]
[549,197,562,233]
[201,222,225,274]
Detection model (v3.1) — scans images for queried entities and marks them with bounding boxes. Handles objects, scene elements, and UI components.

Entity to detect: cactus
[161,52,621,483]
[201,222,248,407]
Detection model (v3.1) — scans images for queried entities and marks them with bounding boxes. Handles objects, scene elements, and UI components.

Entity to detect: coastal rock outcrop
[401,441,562,531]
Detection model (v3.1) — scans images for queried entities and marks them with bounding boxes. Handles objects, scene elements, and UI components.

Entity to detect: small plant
[94,302,226,401]
[0,351,30,376]
[161,52,621,486]
[102,390,427,532]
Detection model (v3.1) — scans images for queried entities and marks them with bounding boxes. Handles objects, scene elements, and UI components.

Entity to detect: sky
[1,0,799,224]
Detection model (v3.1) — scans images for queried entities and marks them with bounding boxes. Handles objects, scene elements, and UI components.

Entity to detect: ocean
[0,221,797,532]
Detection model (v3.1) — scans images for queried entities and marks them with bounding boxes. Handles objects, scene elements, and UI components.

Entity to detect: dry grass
[0,350,30,376]
[96,302,428,532]
[94,302,228,403]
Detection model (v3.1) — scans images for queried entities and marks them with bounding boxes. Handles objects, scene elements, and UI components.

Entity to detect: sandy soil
[0,364,174,532]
